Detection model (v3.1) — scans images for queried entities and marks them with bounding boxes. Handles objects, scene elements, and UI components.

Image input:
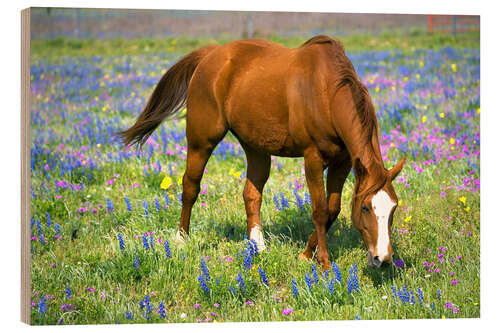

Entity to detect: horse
[119,35,405,271]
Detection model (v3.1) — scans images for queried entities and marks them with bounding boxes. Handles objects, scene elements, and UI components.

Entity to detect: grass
[29,33,480,324]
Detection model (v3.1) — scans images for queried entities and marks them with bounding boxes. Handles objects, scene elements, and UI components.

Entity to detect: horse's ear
[353,158,367,180]
[389,158,406,181]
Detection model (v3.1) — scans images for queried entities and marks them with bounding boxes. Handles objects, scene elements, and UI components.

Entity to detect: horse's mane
[301,35,378,148]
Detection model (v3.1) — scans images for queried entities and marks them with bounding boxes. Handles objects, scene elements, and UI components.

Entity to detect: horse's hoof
[249,226,266,252]
[320,261,332,272]
[298,252,312,261]
[175,230,186,246]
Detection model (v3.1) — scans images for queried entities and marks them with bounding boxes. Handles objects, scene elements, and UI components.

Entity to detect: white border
[2,1,498,332]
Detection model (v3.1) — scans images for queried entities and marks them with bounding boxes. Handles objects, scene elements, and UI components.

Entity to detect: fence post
[428,15,433,34]
[453,15,457,37]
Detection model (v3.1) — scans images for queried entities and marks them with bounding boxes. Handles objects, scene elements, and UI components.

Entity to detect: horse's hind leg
[176,101,227,241]
[242,145,271,251]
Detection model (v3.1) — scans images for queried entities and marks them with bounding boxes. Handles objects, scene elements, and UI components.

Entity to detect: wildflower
[46,212,51,228]
[417,288,424,306]
[245,301,255,306]
[180,313,187,319]
[328,278,335,295]
[332,261,342,283]
[213,303,220,308]
[160,175,172,189]
[450,280,460,285]
[347,264,359,294]
[106,198,114,212]
[157,302,166,318]
[54,223,61,234]
[200,258,210,281]
[229,286,237,295]
[305,273,313,292]
[126,311,133,320]
[85,287,95,293]
[312,264,319,284]
[118,233,125,250]
[355,314,360,320]
[194,303,201,309]
[444,302,453,309]
[143,201,149,216]
[61,304,76,312]
[198,275,210,294]
[391,286,397,299]
[280,192,289,209]
[282,308,293,316]
[250,239,259,255]
[437,289,442,300]
[422,116,427,123]
[236,272,246,292]
[164,191,169,207]
[142,235,149,250]
[459,196,466,204]
[65,285,72,299]
[294,188,304,209]
[258,267,269,286]
[134,255,140,269]
[142,295,152,320]
[124,197,132,212]
[394,259,405,267]
[37,295,47,316]
[292,279,298,297]
[453,307,459,314]
[164,240,171,258]
[273,194,281,210]
[155,197,161,211]
[243,248,253,270]
[149,235,154,249]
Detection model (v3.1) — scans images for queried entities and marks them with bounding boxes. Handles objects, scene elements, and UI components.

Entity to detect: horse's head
[351,157,406,268]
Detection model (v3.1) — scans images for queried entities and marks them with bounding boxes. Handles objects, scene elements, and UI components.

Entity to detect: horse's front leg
[301,147,331,271]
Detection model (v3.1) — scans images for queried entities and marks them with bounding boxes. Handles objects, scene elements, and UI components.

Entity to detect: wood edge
[21,7,31,325]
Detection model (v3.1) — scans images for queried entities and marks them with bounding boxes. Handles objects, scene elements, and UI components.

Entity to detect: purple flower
[444,302,453,309]
[450,280,460,285]
[394,259,405,267]
[245,301,255,306]
[194,303,201,309]
[282,308,293,316]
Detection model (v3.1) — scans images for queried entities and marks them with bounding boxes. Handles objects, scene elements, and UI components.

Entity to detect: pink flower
[56,195,62,199]
[440,192,446,198]
[453,307,460,313]
[444,302,453,309]
[194,303,201,309]
[450,280,460,285]
[85,287,95,293]
[450,272,455,276]
[245,301,255,306]
[213,303,220,308]
[282,308,293,316]
[107,179,115,185]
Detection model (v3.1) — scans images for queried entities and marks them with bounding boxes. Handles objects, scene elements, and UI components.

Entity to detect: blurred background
[31,7,478,39]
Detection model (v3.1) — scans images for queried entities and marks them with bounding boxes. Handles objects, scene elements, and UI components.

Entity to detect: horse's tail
[118,45,217,147]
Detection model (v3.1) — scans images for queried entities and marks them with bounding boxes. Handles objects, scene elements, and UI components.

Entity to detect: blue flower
[54,223,61,235]
[106,198,114,212]
[201,258,210,281]
[312,264,319,284]
[157,302,166,318]
[293,188,304,209]
[198,275,210,294]
[124,197,132,212]
[243,248,253,270]
[258,267,269,286]
[134,255,140,269]
[155,197,161,211]
[149,236,154,249]
[304,192,311,205]
[391,286,397,299]
[142,235,149,250]
[126,311,133,320]
[292,279,298,297]
[118,233,125,250]
[305,273,313,292]
[236,272,246,292]
[65,285,71,299]
[142,295,152,320]
[437,289,442,300]
[143,201,149,216]
[328,279,336,295]
[46,212,51,228]
[355,314,360,320]
[164,240,171,258]
[37,295,47,316]
[332,261,342,283]
[347,263,359,294]
[249,239,259,255]
[273,194,281,210]
[280,192,289,209]
[164,192,169,207]
[229,286,237,295]
[417,288,424,306]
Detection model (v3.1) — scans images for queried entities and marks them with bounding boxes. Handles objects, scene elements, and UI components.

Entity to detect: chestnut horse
[119,35,405,270]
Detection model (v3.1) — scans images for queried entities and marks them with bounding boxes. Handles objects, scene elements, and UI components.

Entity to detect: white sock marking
[371,190,395,260]
[250,226,266,252]
[175,230,185,243]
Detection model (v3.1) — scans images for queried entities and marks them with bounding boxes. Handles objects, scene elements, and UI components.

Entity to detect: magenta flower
[194,303,201,309]
[282,308,293,316]
[394,259,405,267]
[453,307,459,313]
[450,280,460,285]
[245,301,255,306]
[444,302,453,309]
[450,272,455,276]
[440,192,446,197]
[213,303,220,308]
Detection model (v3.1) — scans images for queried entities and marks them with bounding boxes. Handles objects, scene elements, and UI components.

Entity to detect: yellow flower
[375,86,380,93]
[398,200,402,206]
[459,196,467,204]
[474,302,479,306]
[415,73,420,80]
[160,176,173,190]
[465,206,470,212]
[422,116,427,123]
[449,137,455,145]
[229,169,235,176]
[451,63,457,72]
[404,215,412,223]
[392,86,396,91]
[177,177,183,185]
[477,108,480,114]
[442,315,446,319]
[440,113,445,118]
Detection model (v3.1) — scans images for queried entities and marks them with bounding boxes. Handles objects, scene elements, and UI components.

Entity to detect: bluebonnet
[46,212,51,228]
[323,269,330,280]
[201,258,210,281]
[118,233,125,250]
[178,193,182,203]
[292,279,298,297]
[305,192,311,205]
[142,235,150,250]
[39,234,47,244]
[198,275,210,294]
[54,223,61,235]
[106,198,114,212]
[149,236,154,249]
[124,196,132,212]
[164,192,169,207]
[332,262,342,283]
[143,201,149,216]
[142,295,152,320]
[355,314,360,320]
[258,267,269,286]
[37,295,47,316]
[243,248,253,270]
[155,197,161,211]
[328,278,335,295]
[417,288,424,306]
[273,194,281,210]
[157,302,166,318]
[305,273,313,292]
[36,219,42,236]
[164,240,171,258]
[398,286,410,304]
[347,263,359,294]
[312,264,319,284]
[236,272,246,292]
[134,255,140,269]
[65,285,71,299]
[293,188,304,209]
[249,239,259,255]
[280,192,289,209]
[229,286,237,295]
[391,286,397,299]
[126,311,133,320]
[437,289,442,300]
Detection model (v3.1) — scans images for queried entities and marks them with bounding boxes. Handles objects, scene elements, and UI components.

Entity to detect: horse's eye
[362,205,370,213]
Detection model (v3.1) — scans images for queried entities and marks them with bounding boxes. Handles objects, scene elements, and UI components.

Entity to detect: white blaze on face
[250,225,266,252]
[371,190,396,260]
